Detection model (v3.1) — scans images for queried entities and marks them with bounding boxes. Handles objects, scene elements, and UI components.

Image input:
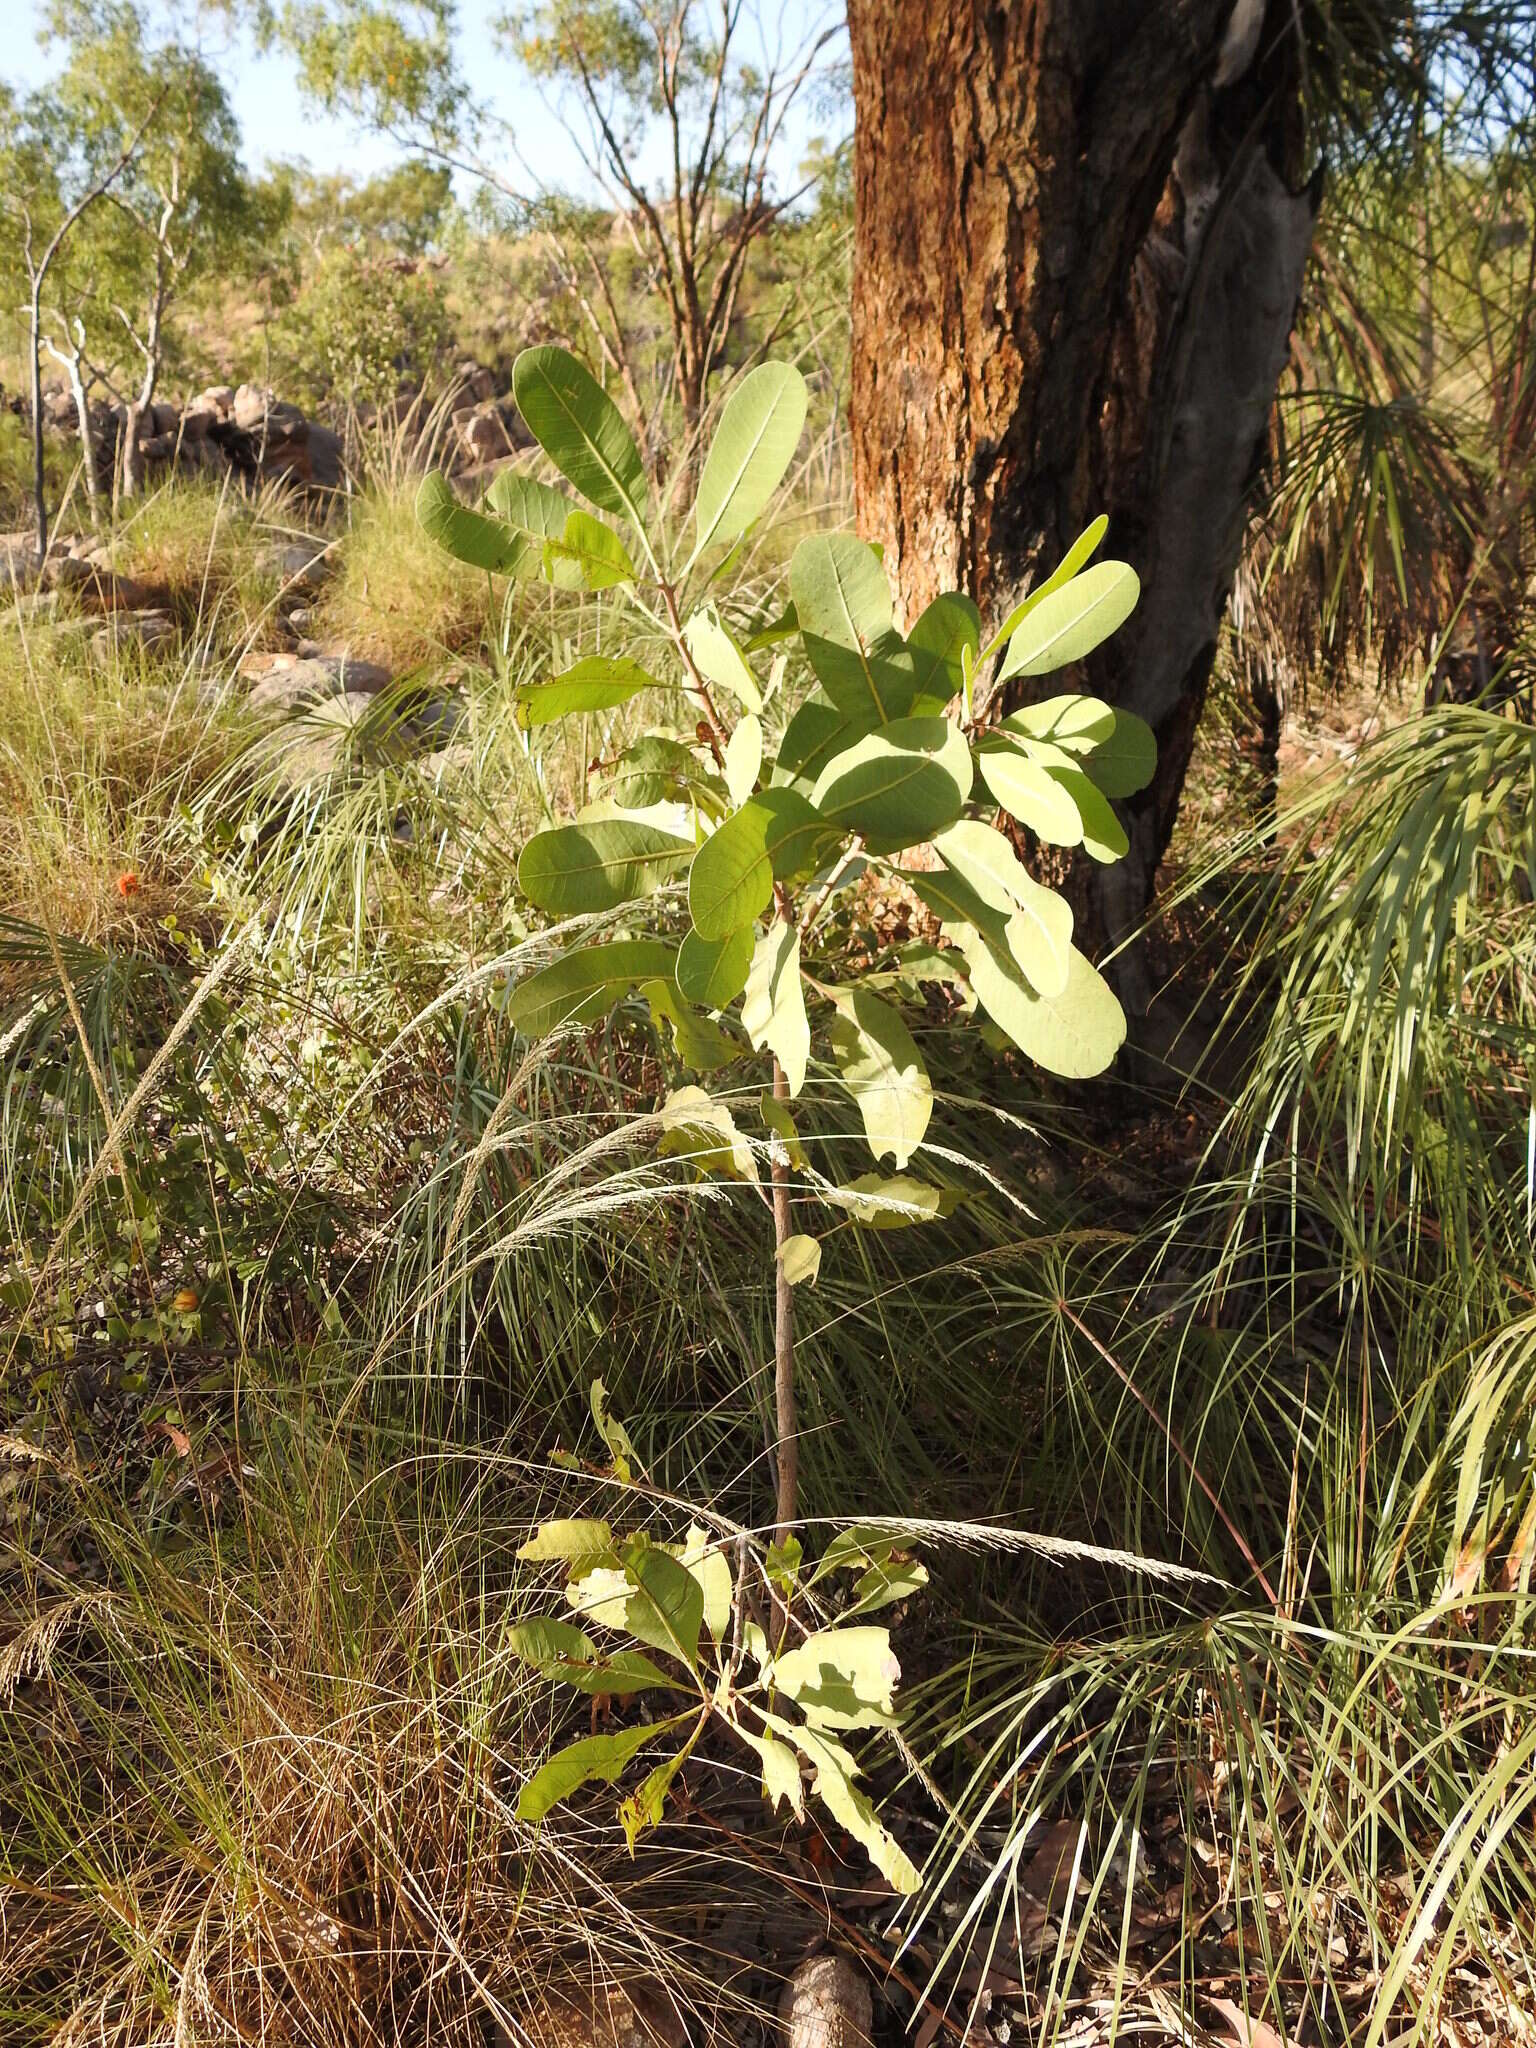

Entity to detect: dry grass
[309,484,493,672]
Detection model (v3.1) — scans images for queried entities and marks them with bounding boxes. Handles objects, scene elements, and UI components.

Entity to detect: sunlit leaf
[504,939,679,1036]
[685,604,763,712]
[518,821,692,915]
[693,362,808,555]
[416,470,525,573]
[811,716,972,851]
[828,987,932,1168]
[676,925,754,1009]
[790,534,921,722]
[515,655,662,728]
[998,559,1139,680]
[742,917,809,1096]
[778,1232,822,1287]
[513,344,648,523]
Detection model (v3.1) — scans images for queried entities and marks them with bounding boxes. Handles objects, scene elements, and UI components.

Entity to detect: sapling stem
[770,1055,798,1537]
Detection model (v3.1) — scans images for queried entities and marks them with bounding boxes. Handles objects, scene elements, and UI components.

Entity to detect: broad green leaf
[517,1718,680,1822]
[773,697,870,789]
[543,509,636,589]
[975,739,1085,846]
[793,1724,920,1893]
[811,716,972,852]
[688,789,836,940]
[591,1379,637,1476]
[643,981,736,1069]
[1083,708,1157,798]
[829,1173,955,1228]
[416,470,525,573]
[1051,766,1129,861]
[771,1625,900,1731]
[517,1519,615,1564]
[981,515,1110,661]
[676,925,753,1009]
[513,344,648,523]
[684,604,762,712]
[998,559,1140,681]
[846,1556,929,1618]
[907,591,981,705]
[657,1085,758,1181]
[693,362,808,554]
[738,1724,805,1817]
[625,1538,705,1669]
[515,656,662,729]
[724,715,762,807]
[506,1618,682,1697]
[742,918,809,1096]
[778,1233,821,1287]
[505,939,679,1037]
[618,1751,685,1849]
[678,1522,733,1644]
[518,822,692,915]
[485,467,579,548]
[612,735,724,811]
[789,534,920,722]
[828,988,932,1168]
[956,931,1126,1077]
[931,822,1073,996]
[1001,694,1117,753]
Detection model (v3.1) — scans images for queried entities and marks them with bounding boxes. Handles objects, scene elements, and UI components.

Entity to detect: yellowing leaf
[742,918,809,1096]
[778,1233,822,1287]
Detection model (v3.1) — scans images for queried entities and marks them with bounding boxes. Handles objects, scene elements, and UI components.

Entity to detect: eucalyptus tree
[42,1,260,499]
[0,82,154,553]
[841,0,1536,999]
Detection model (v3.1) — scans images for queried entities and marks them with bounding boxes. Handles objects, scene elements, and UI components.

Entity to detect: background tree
[44,0,260,499]
[263,0,845,458]
[0,79,153,553]
[841,0,1536,1004]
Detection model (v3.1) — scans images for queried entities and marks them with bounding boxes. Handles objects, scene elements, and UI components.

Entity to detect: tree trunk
[28,289,48,562]
[61,353,100,517]
[845,0,1317,1011]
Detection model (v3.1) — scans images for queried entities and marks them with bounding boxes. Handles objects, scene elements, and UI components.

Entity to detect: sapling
[418,348,1155,1536]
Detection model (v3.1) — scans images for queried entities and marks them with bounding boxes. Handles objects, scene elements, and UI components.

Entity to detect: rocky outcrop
[8,355,521,502]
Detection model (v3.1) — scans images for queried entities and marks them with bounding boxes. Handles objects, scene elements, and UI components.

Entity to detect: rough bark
[845,0,1317,1009]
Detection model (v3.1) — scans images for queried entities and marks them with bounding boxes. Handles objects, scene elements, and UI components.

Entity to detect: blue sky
[7,1,846,198]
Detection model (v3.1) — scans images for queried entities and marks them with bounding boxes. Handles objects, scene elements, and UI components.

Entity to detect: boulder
[232,383,272,430]
[91,611,177,659]
[246,653,390,715]
[180,406,217,441]
[193,385,235,417]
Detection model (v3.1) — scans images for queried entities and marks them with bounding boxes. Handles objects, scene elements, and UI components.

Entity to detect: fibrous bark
[846,0,1317,1006]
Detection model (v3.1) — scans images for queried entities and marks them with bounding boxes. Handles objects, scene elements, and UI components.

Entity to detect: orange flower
[116,871,140,898]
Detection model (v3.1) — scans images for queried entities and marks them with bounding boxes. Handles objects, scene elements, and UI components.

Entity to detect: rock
[453,359,498,404]
[180,407,217,441]
[271,690,406,790]
[265,539,331,591]
[778,1957,873,2048]
[233,383,272,431]
[193,384,235,417]
[148,400,181,436]
[0,532,43,591]
[456,402,525,463]
[533,1979,688,2048]
[307,423,344,489]
[137,432,176,465]
[91,611,177,658]
[246,653,390,715]
[420,741,474,783]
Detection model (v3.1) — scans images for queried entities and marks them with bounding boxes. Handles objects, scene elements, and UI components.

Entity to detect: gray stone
[0,533,42,591]
[245,653,391,715]
[91,612,177,658]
